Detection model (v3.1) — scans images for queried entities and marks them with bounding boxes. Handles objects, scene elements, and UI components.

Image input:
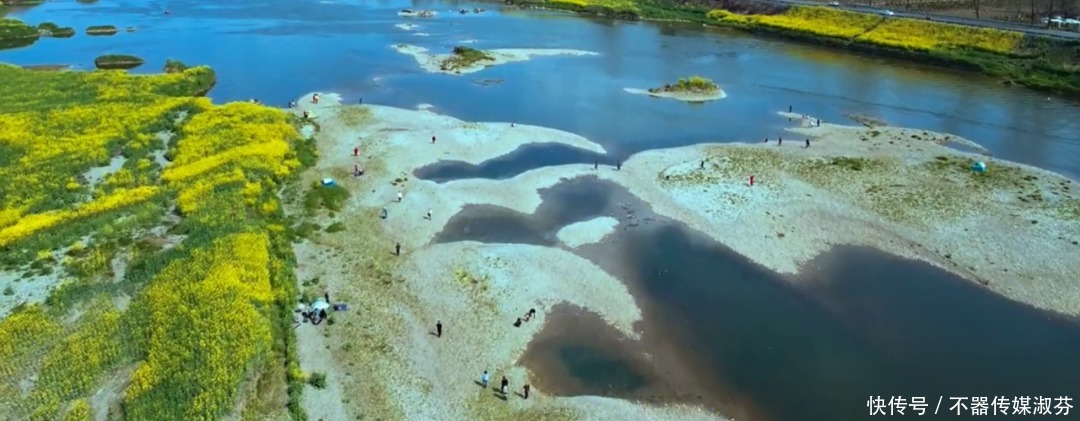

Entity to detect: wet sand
[392,44,599,75]
[623,87,727,102]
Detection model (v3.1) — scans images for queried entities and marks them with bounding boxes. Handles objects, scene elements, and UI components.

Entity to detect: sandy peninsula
[623,87,727,102]
[392,44,598,75]
[284,93,724,421]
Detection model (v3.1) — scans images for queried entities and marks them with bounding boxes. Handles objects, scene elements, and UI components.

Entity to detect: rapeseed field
[0,63,311,420]
[858,18,1022,54]
[708,6,1022,54]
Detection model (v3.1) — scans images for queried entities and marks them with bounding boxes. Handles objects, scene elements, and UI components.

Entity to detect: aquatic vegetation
[95,54,146,70]
[858,18,1022,54]
[0,64,307,420]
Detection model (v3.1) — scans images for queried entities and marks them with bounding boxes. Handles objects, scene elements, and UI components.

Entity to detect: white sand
[624,87,727,102]
[286,94,1080,421]
[557,216,619,248]
[395,23,418,31]
[392,44,599,75]
[285,93,732,421]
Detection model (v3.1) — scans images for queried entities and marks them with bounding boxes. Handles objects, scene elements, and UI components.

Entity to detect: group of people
[480,370,531,400]
[513,308,537,327]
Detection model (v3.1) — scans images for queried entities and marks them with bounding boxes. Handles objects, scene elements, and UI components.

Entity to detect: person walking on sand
[353,147,359,156]
[381,207,388,219]
[764,137,768,143]
[395,242,401,256]
[700,160,705,170]
[523,384,531,399]
[436,321,443,338]
[805,138,810,148]
[594,161,598,170]
[431,135,436,144]
[778,136,783,146]
[397,191,403,202]
[481,370,490,388]
[426,209,432,220]
[616,161,622,171]
[501,377,509,396]
[324,292,330,303]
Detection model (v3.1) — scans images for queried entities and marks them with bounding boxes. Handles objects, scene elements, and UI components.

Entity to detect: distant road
[761,0,1080,40]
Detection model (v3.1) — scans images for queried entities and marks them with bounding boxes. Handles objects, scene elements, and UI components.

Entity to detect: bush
[307,372,327,389]
[302,183,349,214]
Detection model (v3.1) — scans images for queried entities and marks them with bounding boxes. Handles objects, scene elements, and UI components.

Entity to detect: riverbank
[392,43,598,75]
[284,93,725,420]
[511,0,1080,97]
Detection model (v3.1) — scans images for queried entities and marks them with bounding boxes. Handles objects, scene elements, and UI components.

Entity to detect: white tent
[311,299,331,311]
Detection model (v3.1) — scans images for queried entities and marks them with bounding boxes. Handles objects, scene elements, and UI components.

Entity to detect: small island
[625,75,727,102]
[94,54,144,70]
[36,22,75,38]
[0,18,40,50]
[393,43,598,75]
[85,25,118,36]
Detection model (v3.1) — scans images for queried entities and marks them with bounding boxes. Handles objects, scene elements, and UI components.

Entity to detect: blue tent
[972,161,987,174]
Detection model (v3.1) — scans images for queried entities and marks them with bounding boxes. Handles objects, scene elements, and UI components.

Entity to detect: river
[4,0,1080,178]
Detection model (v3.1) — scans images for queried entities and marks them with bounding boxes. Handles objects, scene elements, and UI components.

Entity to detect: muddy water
[433,177,1080,421]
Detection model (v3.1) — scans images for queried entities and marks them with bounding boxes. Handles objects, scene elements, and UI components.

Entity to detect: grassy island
[85,24,118,36]
[94,54,145,70]
[36,22,75,38]
[649,76,719,94]
[0,62,309,420]
[439,46,494,72]
[1,0,45,5]
[516,0,1080,96]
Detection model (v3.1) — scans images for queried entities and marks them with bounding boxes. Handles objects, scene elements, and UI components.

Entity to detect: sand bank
[556,216,619,248]
[623,87,727,102]
[596,114,1079,317]
[394,23,418,31]
[392,44,598,75]
[285,93,729,421]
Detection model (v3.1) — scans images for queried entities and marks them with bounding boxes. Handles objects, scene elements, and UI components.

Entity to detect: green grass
[307,372,327,389]
[301,183,350,214]
[440,46,494,71]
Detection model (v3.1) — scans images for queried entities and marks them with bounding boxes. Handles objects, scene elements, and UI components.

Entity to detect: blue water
[4,0,1080,178]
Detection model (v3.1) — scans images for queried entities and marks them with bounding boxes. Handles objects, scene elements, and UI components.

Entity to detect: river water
[5,1,1080,420]
[4,0,1080,177]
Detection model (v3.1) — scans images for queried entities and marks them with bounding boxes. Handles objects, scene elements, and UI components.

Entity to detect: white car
[828,1,840,6]
[880,9,895,16]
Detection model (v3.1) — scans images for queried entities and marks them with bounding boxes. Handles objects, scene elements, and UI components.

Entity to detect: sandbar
[392,43,598,75]
[624,87,727,102]
[556,216,619,248]
[285,93,726,421]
